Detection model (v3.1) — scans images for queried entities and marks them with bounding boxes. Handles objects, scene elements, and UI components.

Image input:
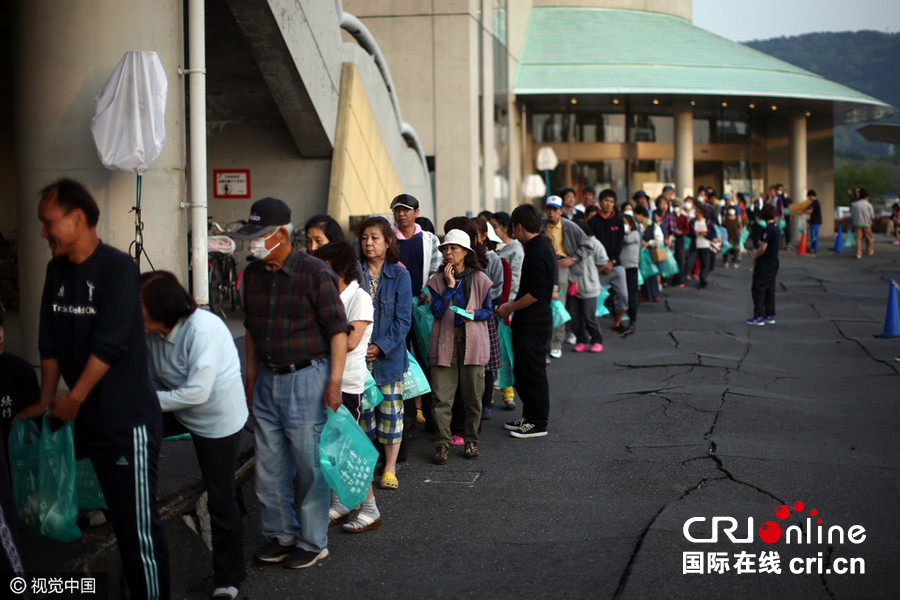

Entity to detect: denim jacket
[360,260,411,385]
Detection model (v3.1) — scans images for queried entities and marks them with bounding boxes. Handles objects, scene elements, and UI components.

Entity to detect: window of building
[628,115,674,143]
[572,160,626,202]
[533,114,569,143]
[572,114,626,143]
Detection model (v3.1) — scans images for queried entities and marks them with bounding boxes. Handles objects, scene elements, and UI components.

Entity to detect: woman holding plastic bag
[358,217,412,491]
[313,242,382,533]
[140,271,248,600]
[427,227,493,464]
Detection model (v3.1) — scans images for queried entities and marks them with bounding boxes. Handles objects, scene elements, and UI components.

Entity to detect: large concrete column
[480,0,496,213]
[674,98,694,200]
[789,108,808,242]
[14,0,185,363]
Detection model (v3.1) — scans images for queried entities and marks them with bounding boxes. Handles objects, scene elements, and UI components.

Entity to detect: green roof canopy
[513,8,898,124]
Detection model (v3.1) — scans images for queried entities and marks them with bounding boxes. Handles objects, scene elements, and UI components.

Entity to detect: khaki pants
[854,226,874,256]
[431,328,485,448]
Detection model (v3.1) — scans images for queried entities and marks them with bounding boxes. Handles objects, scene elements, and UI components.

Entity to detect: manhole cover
[424,471,481,485]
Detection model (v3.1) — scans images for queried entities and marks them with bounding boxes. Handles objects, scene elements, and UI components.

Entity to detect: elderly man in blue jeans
[233,198,349,570]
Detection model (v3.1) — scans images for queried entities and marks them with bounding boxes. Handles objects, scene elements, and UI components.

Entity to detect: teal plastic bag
[550,299,571,329]
[361,371,384,411]
[495,321,515,388]
[9,415,82,542]
[402,351,431,400]
[843,230,855,248]
[717,226,732,256]
[739,228,750,251]
[318,405,378,509]
[412,302,434,368]
[658,250,680,278]
[594,286,611,317]
[638,249,659,280]
[76,458,107,511]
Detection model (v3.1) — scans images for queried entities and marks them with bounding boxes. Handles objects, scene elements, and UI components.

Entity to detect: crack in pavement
[821,544,836,600]
[832,319,900,374]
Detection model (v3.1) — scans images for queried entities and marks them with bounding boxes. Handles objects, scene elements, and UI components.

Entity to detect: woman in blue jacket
[358,217,412,490]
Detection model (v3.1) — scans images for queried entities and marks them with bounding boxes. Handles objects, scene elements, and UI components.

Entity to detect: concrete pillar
[674,98,694,200]
[789,108,808,242]
[14,0,185,363]
[480,0,496,213]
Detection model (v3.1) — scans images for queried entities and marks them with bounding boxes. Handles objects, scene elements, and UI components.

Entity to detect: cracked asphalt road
[198,244,899,599]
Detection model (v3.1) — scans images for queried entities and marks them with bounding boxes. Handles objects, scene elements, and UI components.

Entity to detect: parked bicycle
[188,219,245,319]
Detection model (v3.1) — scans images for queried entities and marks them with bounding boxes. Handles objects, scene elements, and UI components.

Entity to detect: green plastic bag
[361,371,384,412]
[550,299,571,330]
[594,286,611,317]
[638,249,659,280]
[658,250,680,278]
[717,226,732,256]
[318,405,378,509]
[76,458,107,511]
[739,228,750,251]
[412,302,434,368]
[495,321,515,388]
[401,351,431,400]
[9,415,81,542]
[843,230,855,248]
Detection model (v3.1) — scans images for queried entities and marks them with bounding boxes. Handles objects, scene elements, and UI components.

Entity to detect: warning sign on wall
[213,170,251,198]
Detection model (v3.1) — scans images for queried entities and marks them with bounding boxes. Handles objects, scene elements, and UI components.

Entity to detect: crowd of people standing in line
[0,175,875,600]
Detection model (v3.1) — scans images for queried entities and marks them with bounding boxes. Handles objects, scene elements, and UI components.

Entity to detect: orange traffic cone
[796,229,807,256]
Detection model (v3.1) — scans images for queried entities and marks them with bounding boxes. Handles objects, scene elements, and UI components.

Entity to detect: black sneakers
[255,539,293,563]
[510,422,548,439]
[504,418,528,431]
[284,547,329,569]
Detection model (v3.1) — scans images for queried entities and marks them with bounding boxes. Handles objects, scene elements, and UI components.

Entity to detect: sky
[694,0,900,42]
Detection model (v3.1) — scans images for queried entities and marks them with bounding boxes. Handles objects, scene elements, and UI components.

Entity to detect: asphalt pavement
[17,235,900,599]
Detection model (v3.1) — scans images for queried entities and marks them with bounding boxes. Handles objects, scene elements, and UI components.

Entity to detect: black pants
[697,248,711,289]
[511,328,550,429]
[163,414,245,589]
[566,295,602,345]
[0,423,26,596]
[625,268,639,324]
[673,235,686,285]
[750,223,763,249]
[751,262,779,318]
[80,419,171,600]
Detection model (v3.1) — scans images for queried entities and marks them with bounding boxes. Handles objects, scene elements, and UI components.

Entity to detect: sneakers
[433,445,449,464]
[464,442,479,459]
[746,317,765,326]
[564,333,577,345]
[573,343,587,353]
[612,323,627,334]
[504,418,528,431]
[549,349,562,359]
[764,316,776,324]
[416,408,425,424]
[589,343,603,353]
[481,406,493,420]
[255,539,294,563]
[734,263,741,269]
[284,547,329,569]
[510,422,548,439]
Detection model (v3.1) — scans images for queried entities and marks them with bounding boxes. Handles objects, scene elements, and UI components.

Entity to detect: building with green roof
[347,0,897,235]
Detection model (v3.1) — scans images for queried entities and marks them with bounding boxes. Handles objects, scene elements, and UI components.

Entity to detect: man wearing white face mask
[232,198,349,571]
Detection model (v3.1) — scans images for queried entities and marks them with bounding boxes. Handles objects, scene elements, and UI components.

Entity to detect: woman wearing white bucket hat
[427,226,493,464]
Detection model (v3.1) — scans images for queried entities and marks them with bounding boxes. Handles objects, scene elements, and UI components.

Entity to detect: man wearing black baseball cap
[235,197,350,570]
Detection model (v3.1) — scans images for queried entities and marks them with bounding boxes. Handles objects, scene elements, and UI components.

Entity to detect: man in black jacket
[588,189,629,333]
[15,179,170,600]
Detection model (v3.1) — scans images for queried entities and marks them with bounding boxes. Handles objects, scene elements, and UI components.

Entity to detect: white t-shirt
[694,219,711,249]
[339,280,374,394]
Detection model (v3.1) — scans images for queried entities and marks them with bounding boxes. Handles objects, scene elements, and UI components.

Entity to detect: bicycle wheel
[208,257,223,316]
[229,258,242,312]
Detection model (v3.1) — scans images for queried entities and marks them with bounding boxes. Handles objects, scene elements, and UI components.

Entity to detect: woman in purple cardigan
[427,226,493,465]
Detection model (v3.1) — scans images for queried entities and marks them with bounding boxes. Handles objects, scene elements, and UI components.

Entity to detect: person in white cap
[427,228,494,464]
[542,195,595,358]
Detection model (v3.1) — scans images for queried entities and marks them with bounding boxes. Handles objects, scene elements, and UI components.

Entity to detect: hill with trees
[745,31,900,203]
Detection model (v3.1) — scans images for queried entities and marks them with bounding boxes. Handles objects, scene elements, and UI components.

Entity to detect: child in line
[747,204,780,326]
[723,207,743,268]
[620,214,641,335]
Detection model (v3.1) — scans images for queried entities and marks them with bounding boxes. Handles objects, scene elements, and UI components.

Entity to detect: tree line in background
[745,31,900,205]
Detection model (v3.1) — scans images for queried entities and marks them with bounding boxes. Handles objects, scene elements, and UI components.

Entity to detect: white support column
[188,0,209,305]
[674,98,694,200]
[14,0,185,363]
[789,108,808,242]
[481,0,496,213]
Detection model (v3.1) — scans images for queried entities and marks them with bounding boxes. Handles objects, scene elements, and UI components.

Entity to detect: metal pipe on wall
[188,0,209,305]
